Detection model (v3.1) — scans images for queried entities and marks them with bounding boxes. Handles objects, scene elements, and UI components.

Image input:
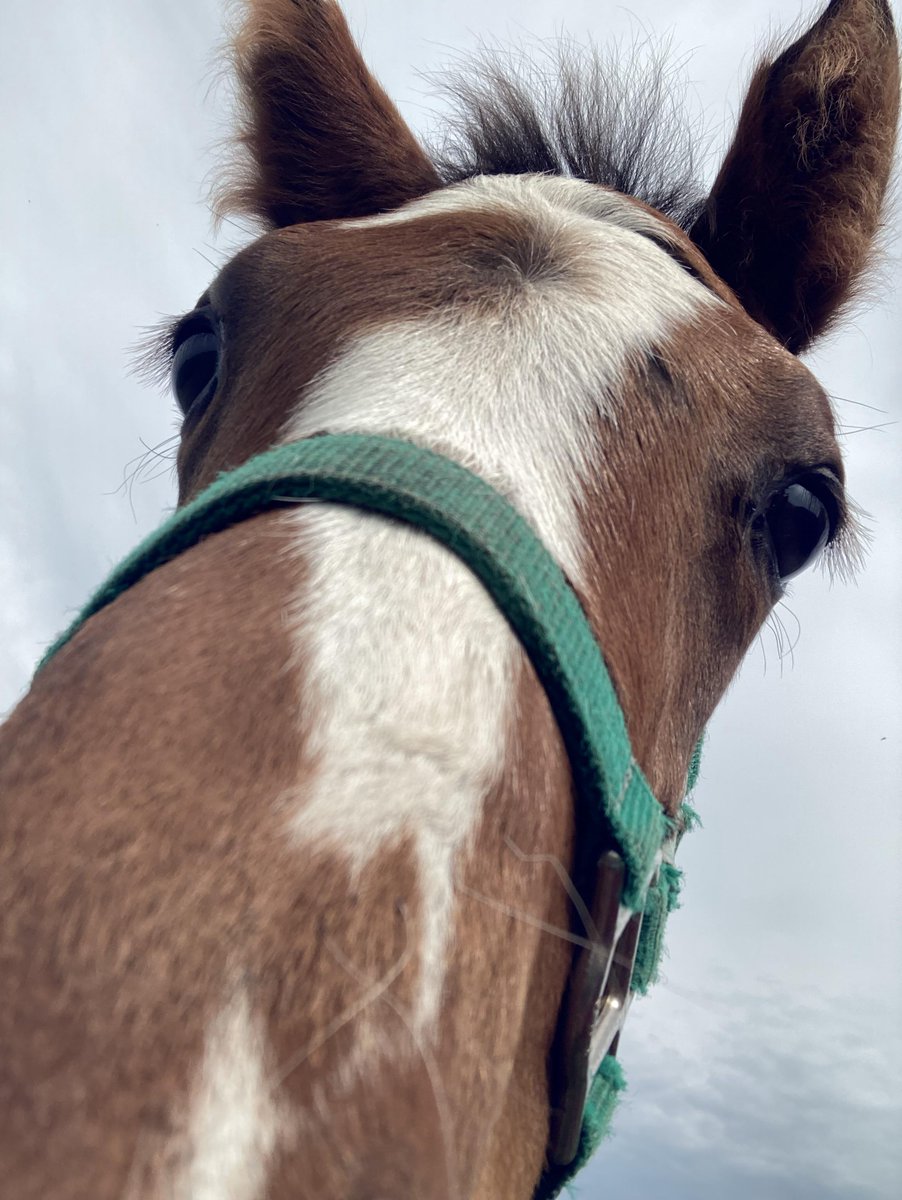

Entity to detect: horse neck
[1,494,575,1199]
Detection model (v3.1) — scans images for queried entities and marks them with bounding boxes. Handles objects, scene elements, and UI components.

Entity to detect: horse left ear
[219,0,440,227]
[690,0,899,354]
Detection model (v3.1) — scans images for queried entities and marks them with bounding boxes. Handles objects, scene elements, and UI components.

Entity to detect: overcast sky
[1,2,900,1197]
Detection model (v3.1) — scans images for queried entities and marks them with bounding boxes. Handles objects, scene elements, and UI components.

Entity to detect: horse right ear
[219,0,440,227]
[690,0,899,354]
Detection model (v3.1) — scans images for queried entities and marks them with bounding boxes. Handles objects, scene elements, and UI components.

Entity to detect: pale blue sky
[2,2,899,1196]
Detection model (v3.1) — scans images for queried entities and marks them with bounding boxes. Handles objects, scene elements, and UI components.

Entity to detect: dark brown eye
[171,305,220,419]
[753,478,837,584]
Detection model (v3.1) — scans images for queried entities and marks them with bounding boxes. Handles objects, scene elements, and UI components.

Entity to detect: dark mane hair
[430,40,707,230]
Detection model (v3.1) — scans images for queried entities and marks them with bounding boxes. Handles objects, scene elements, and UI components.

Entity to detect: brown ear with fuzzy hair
[219,0,440,226]
[690,0,899,354]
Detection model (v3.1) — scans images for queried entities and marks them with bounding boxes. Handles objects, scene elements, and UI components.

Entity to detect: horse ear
[219,0,440,227]
[690,0,899,354]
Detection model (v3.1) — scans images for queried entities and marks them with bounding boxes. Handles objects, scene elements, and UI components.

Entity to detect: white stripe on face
[282,172,717,1036]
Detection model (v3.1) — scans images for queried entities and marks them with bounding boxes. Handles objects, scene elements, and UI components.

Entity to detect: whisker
[753,628,769,676]
[769,604,800,673]
[217,213,257,238]
[764,612,787,677]
[455,880,594,951]
[274,906,414,1087]
[777,616,789,669]
[194,246,219,270]
[837,422,895,435]
[326,933,461,1200]
[775,601,801,664]
[502,834,598,941]
[137,435,179,464]
[108,435,181,519]
[133,463,178,488]
[829,393,887,415]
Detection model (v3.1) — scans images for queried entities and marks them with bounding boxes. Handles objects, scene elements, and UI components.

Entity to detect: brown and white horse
[1,1,898,1197]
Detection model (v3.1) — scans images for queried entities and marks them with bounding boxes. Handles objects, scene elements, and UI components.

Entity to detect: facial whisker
[455,880,594,951]
[829,393,888,415]
[107,435,181,519]
[502,834,599,942]
[836,421,895,435]
[274,905,414,1086]
[325,933,461,1200]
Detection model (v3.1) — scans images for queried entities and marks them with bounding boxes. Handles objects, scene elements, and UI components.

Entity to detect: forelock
[428,38,707,231]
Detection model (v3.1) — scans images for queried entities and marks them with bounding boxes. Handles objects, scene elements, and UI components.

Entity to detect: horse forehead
[332,175,826,408]
[286,172,727,404]
[301,172,724,351]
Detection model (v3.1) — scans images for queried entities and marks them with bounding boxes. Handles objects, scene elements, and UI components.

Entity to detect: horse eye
[755,480,835,583]
[171,305,220,418]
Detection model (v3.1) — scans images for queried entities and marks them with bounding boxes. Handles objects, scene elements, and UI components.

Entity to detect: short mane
[431,41,707,229]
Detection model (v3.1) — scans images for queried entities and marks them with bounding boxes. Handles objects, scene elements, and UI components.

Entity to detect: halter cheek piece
[40,434,699,1199]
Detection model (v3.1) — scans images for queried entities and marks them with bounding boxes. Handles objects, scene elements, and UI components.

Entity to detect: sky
[1,2,900,1197]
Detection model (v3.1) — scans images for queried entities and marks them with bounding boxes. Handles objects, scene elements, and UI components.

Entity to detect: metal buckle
[548,849,643,1166]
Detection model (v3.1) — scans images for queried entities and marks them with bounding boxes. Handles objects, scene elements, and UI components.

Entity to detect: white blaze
[283,174,717,1033]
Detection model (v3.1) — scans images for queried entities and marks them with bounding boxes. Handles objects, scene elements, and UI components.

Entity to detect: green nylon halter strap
[41,434,667,898]
[39,433,689,1195]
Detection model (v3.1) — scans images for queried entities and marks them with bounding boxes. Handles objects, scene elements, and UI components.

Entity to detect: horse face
[163,0,895,807]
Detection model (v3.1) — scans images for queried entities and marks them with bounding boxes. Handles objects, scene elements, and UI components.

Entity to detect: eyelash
[131,315,183,391]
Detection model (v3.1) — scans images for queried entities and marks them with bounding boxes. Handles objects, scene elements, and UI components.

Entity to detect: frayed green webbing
[631,793,700,996]
[536,1056,629,1200]
[569,1055,628,1175]
[687,735,704,793]
[632,861,682,995]
[37,433,697,1190]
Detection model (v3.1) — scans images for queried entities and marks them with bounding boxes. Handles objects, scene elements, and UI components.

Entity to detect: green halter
[39,433,698,1197]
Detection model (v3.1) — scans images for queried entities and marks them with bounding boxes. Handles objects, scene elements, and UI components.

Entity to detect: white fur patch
[283,173,718,1033]
[173,989,284,1200]
[345,171,693,251]
[286,507,516,1034]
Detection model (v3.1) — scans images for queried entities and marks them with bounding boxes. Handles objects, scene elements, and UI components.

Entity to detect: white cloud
[580,975,902,1198]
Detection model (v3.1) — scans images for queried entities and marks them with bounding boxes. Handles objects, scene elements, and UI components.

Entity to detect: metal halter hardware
[548,834,676,1167]
[550,850,639,1164]
[38,433,693,1198]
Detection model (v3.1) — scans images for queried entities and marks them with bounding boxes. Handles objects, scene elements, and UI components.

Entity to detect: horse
[1,0,897,1197]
